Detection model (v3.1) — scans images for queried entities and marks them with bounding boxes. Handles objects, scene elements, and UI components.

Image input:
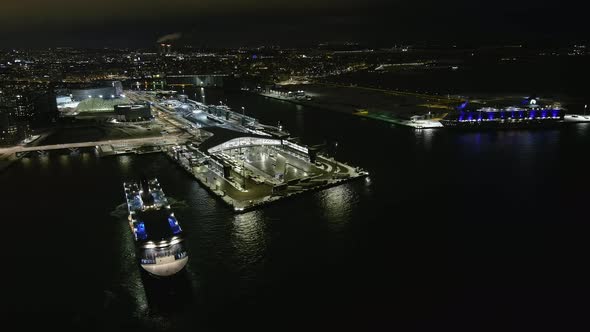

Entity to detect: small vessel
[123,177,188,277]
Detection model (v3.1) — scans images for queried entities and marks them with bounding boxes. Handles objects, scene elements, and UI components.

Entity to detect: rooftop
[198,127,274,155]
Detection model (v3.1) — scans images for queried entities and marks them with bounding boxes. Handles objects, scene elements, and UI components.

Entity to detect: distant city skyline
[0,1,587,48]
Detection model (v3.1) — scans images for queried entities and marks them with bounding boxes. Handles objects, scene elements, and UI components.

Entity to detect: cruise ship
[123,177,188,277]
[441,99,565,129]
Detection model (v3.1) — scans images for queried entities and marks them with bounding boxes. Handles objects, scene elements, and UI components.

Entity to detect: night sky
[0,0,587,48]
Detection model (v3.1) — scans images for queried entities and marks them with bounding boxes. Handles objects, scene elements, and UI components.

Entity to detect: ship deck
[135,208,182,242]
[124,178,180,242]
[124,178,170,213]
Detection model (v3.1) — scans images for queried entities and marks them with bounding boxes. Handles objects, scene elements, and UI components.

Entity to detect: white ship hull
[141,256,189,277]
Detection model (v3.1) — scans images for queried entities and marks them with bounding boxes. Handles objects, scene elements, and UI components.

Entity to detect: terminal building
[193,127,320,182]
[114,104,152,122]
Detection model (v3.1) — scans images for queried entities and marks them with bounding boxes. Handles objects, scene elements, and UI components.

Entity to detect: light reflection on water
[232,210,266,265]
[81,152,90,165]
[199,88,206,104]
[414,128,436,150]
[118,155,132,172]
[574,123,590,136]
[123,247,149,318]
[21,157,31,169]
[295,105,305,132]
[58,154,70,167]
[38,153,49,169]
[318,184,358,227]
[112,203,149,318]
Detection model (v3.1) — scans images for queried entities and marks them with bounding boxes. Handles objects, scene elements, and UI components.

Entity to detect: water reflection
[295,105,305,132]
[38,153,49,169]
[21,157,31,169]
[114,204,149,318]
[414,128,436,150]
[318,184,357,226]
[574,123,590,136]
[127,270,149,317]
[200,87,206,104]
[141,270,194,315]
[232,210,266,265]
[457,132,484,153]
[58,154,70,167]
[81,152,90,165]
[118,155,132,172]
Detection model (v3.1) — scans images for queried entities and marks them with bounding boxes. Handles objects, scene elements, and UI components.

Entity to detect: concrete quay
[165,148,368,213]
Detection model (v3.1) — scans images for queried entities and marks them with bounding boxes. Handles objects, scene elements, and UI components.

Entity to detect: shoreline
[257,91,444,129]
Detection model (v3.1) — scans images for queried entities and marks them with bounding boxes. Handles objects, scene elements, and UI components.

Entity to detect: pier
[165,140,368,213]
[129,91,369,212]
[2,89,368,213]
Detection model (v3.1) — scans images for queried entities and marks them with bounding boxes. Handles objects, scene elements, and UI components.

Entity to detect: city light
[0,5,587,328]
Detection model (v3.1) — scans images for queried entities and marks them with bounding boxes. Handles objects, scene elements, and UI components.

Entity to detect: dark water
[3,90,590,331]
[332,57,590,107]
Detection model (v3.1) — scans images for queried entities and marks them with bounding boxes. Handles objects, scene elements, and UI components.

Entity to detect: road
[125,90,206,138]
[318,82,465,103]
[1,90,198,156]
[0,136,185,154]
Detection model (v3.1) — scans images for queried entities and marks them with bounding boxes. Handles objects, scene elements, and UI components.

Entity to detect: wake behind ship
[124,177,188,277]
